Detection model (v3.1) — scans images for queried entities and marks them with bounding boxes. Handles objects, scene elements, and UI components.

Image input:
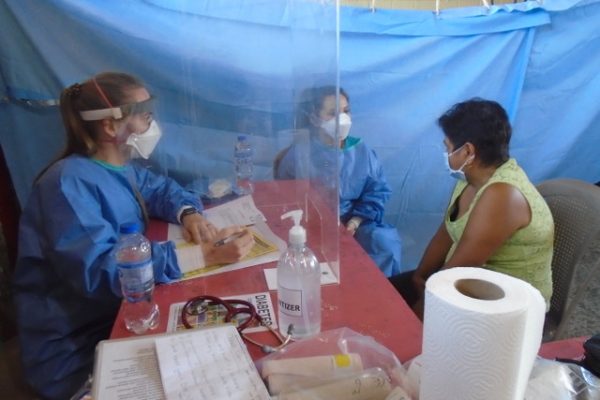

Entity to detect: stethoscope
[181,295,293,353]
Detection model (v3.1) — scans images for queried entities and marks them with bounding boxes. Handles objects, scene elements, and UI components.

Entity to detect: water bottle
[234,134,254,195]
[277,210,321,339]
[114,222,159,334]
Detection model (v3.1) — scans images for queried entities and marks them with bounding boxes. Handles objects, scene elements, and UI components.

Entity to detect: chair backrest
[273,145,291,179]
[273,129,311,179]
[536,179,600,329]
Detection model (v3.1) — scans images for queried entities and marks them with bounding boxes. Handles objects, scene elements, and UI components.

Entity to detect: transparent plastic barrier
[140,0,341,279]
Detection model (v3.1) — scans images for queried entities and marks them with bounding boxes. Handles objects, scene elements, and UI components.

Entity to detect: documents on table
[155,326,270,400]
[92,325,270,400]
[173,244,205,273]
[92,335,164,400]
[166,291,278,334]
[263,262,339,291]
[168,195,286,279]
[202,194,266,228]
[168,194,266,241]
[174,219,285,280]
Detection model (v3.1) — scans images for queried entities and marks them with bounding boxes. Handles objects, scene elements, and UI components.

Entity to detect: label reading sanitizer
[278,287,303,317]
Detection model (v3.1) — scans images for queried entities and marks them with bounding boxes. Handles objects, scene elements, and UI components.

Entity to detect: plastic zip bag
[256,327,413,399]
[525,357,600,399]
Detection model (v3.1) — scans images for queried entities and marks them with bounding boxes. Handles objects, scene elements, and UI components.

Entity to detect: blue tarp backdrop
[1,0,599,268]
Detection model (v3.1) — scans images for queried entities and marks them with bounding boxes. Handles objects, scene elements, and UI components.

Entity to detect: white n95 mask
[320,113,352,141]
[127,120,162,159]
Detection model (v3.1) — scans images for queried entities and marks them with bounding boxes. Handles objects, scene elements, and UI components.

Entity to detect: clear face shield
[80,96,162,159]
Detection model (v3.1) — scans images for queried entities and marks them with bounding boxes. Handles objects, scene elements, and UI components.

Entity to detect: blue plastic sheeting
[0,0,339,195]
[339,0,599,266]
[1,0,599,268]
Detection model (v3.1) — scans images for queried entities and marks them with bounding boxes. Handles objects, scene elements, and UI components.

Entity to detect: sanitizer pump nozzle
[281,209,306,246]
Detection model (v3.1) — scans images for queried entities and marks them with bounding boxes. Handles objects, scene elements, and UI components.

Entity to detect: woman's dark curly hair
[438,98,511,167]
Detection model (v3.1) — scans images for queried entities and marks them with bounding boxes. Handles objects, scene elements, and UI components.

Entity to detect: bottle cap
[281,209,306,245]
[119,222,140,234]
[237,134,248,141]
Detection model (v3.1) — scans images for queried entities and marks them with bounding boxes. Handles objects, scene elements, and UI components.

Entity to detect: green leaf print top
[445,158,554,309]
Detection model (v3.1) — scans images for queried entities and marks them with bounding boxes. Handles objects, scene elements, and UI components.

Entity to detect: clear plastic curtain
[1,0,599,268]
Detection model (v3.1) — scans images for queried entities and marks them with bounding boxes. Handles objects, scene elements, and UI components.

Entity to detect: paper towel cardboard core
[454,278,505,301]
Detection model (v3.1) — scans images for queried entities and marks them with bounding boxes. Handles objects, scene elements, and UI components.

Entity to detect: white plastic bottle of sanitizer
[277,209,321,339]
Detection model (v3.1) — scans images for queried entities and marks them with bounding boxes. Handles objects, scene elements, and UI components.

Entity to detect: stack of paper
[92,326,270,400]
[169,195,286,279]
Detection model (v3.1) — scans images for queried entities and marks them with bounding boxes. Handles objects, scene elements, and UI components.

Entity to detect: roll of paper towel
[419,267,546,400]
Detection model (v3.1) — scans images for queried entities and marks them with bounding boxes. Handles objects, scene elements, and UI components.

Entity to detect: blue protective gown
[12,155,202,400]
[275,136,401,277]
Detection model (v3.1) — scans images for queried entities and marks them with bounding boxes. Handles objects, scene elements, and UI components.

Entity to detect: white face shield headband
[79,97,155,121]
[78,89,160,158]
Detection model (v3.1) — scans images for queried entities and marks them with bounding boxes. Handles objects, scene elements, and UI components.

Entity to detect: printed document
[168,196,286,279]
[92,326,270,400]
[166,292,278,334]
[92,335,165,400]
[168,194,266,241]
[155,326,270,400]
[174,219,285,280]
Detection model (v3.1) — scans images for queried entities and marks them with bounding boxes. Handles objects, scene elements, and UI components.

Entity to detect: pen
[213,225,254,247]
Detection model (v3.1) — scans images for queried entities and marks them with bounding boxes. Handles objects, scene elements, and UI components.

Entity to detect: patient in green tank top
[389,98,553,318]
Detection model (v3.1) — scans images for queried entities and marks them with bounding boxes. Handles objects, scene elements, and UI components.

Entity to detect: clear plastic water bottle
[234,135,254,195]
[114,222,159,334]
[277,210,321,339]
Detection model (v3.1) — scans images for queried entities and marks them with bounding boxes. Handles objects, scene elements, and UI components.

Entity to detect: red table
[539,336,588,360]
[111,180,423,362]
[110,179,582,364]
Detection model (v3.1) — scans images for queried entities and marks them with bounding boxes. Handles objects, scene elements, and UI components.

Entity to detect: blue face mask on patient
[443,145,471,181]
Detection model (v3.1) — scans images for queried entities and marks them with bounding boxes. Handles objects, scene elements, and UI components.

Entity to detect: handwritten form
[167,194,284,279]
[168,195,266,241]
[154,325,270,400]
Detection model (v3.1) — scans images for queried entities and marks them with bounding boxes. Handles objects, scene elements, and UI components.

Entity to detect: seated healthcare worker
[275,86,402,277]
[12,71,254,399]
[389,98,554,318]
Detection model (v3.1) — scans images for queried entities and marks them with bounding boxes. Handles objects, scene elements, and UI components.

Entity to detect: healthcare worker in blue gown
[275,86,401,277]
[12,72,254,400]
